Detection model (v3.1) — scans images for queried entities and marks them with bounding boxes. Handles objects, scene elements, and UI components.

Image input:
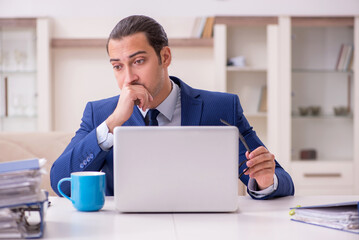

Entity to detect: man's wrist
[257,178,275,190]
[96,121,114,151]
[106,114,124,133]
[247,174,278,198]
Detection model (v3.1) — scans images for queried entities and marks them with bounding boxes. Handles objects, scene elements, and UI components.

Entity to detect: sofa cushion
[0,132,73,196]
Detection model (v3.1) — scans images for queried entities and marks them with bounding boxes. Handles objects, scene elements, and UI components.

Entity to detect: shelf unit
[226,66,266,72]
[215,16,359,195]
[214,17,279,147]
[0,18,51,132]
[51,38,213,48]
[276,16,359,195]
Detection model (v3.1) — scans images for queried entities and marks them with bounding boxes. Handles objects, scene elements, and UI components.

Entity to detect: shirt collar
[138,80,179,121]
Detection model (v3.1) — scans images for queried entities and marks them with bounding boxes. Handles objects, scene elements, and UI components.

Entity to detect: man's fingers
[122,84,153,110]
[245,160,275,176]
[248,146,268,159]
[140,92,153,111]
[244,146,276,189]
[249,168,274,180]
[247,152,275,168]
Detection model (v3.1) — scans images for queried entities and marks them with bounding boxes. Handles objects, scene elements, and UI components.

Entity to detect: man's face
[108,32,169,100]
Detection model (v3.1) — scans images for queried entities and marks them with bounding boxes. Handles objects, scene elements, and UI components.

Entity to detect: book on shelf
[258,85,267,112]
[201,17,215,38]
[345,45,354,70]
[336,44,354,71]
[191,16,214,39]
[335,44,344,70]
[191,17,207,38]
[290,201,359,234]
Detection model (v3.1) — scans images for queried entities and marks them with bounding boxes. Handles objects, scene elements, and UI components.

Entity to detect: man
[50,15,294,199]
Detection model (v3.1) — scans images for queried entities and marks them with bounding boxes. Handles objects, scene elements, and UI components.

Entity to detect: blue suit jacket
[50,76,294,199]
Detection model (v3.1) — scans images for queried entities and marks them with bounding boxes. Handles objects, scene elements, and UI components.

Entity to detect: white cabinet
[278,16,359,195]
[215,16,359,195]
[0,18,51,131]
[290,161,354,195]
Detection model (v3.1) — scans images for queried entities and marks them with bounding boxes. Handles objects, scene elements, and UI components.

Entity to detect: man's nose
[124,67,138,84]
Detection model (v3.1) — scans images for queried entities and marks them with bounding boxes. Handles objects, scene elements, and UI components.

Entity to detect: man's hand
[106,84,153,133]
[244,146,275,190]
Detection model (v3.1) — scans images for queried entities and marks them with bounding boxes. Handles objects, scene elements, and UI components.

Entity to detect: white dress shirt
[96,80,278,197]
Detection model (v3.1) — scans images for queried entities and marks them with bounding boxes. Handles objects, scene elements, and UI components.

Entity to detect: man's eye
[113,65,122,70]
[135,59,144,64]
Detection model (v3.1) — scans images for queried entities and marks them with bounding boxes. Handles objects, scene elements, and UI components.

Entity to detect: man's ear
[160,46,171,67]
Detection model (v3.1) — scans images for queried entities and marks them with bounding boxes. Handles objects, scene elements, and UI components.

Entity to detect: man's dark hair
[106,15,168,63]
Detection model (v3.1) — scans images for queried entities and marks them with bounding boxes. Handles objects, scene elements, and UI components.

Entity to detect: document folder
[0,159,44,208]
[0,159,48,238]
[0,190,48,239]
[290,201,359,234]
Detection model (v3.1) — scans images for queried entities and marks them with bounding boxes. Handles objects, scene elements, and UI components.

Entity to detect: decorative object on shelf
[227,56,246,67]
[298,106,310,116]
[298,106,321,116]
[258,85,267,112]
[333,106,349,116]
[300,149,317,160]
[13,49,27,71]
[309,106,321,116]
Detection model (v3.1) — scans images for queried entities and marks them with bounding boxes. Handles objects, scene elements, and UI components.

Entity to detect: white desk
[44,195,359,240]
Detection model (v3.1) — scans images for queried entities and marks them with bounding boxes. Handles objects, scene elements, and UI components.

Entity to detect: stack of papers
[290,202,359,234]
[0,159,48,239]
[0,190,48,239]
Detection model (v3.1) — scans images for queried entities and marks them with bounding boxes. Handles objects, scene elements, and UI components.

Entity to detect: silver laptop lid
[113,126,238,212]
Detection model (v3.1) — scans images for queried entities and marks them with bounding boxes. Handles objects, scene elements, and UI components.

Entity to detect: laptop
[113,126,239,212]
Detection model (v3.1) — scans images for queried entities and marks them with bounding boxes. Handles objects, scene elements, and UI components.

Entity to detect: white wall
[1,0,358,131]
[1,0,359,17]
[50,16,215,131]
[52,48,117,131]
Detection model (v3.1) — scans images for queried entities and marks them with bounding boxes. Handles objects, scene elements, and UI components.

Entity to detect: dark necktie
[145,109,160,126]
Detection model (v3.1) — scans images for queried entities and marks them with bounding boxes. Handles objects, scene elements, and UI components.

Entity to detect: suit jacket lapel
[181,94,203,126]
[171,76,203,126]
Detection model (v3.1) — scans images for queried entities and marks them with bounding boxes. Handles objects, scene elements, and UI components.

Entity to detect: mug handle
[57,177,74,203]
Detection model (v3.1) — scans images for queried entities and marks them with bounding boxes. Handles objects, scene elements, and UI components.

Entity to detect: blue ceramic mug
[57,172,106,211]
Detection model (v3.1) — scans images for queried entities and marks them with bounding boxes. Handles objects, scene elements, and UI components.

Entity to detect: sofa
[0,132,73,196]
[0,132,246,196]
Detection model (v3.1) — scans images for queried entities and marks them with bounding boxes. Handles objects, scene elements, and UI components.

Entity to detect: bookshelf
[51,38,214,48]
[0,18,51,132]
[51,17,216,49]
[275,16,359,195]
[226,66,266,72]
[215,16,359,195]
[214,17,278,147]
